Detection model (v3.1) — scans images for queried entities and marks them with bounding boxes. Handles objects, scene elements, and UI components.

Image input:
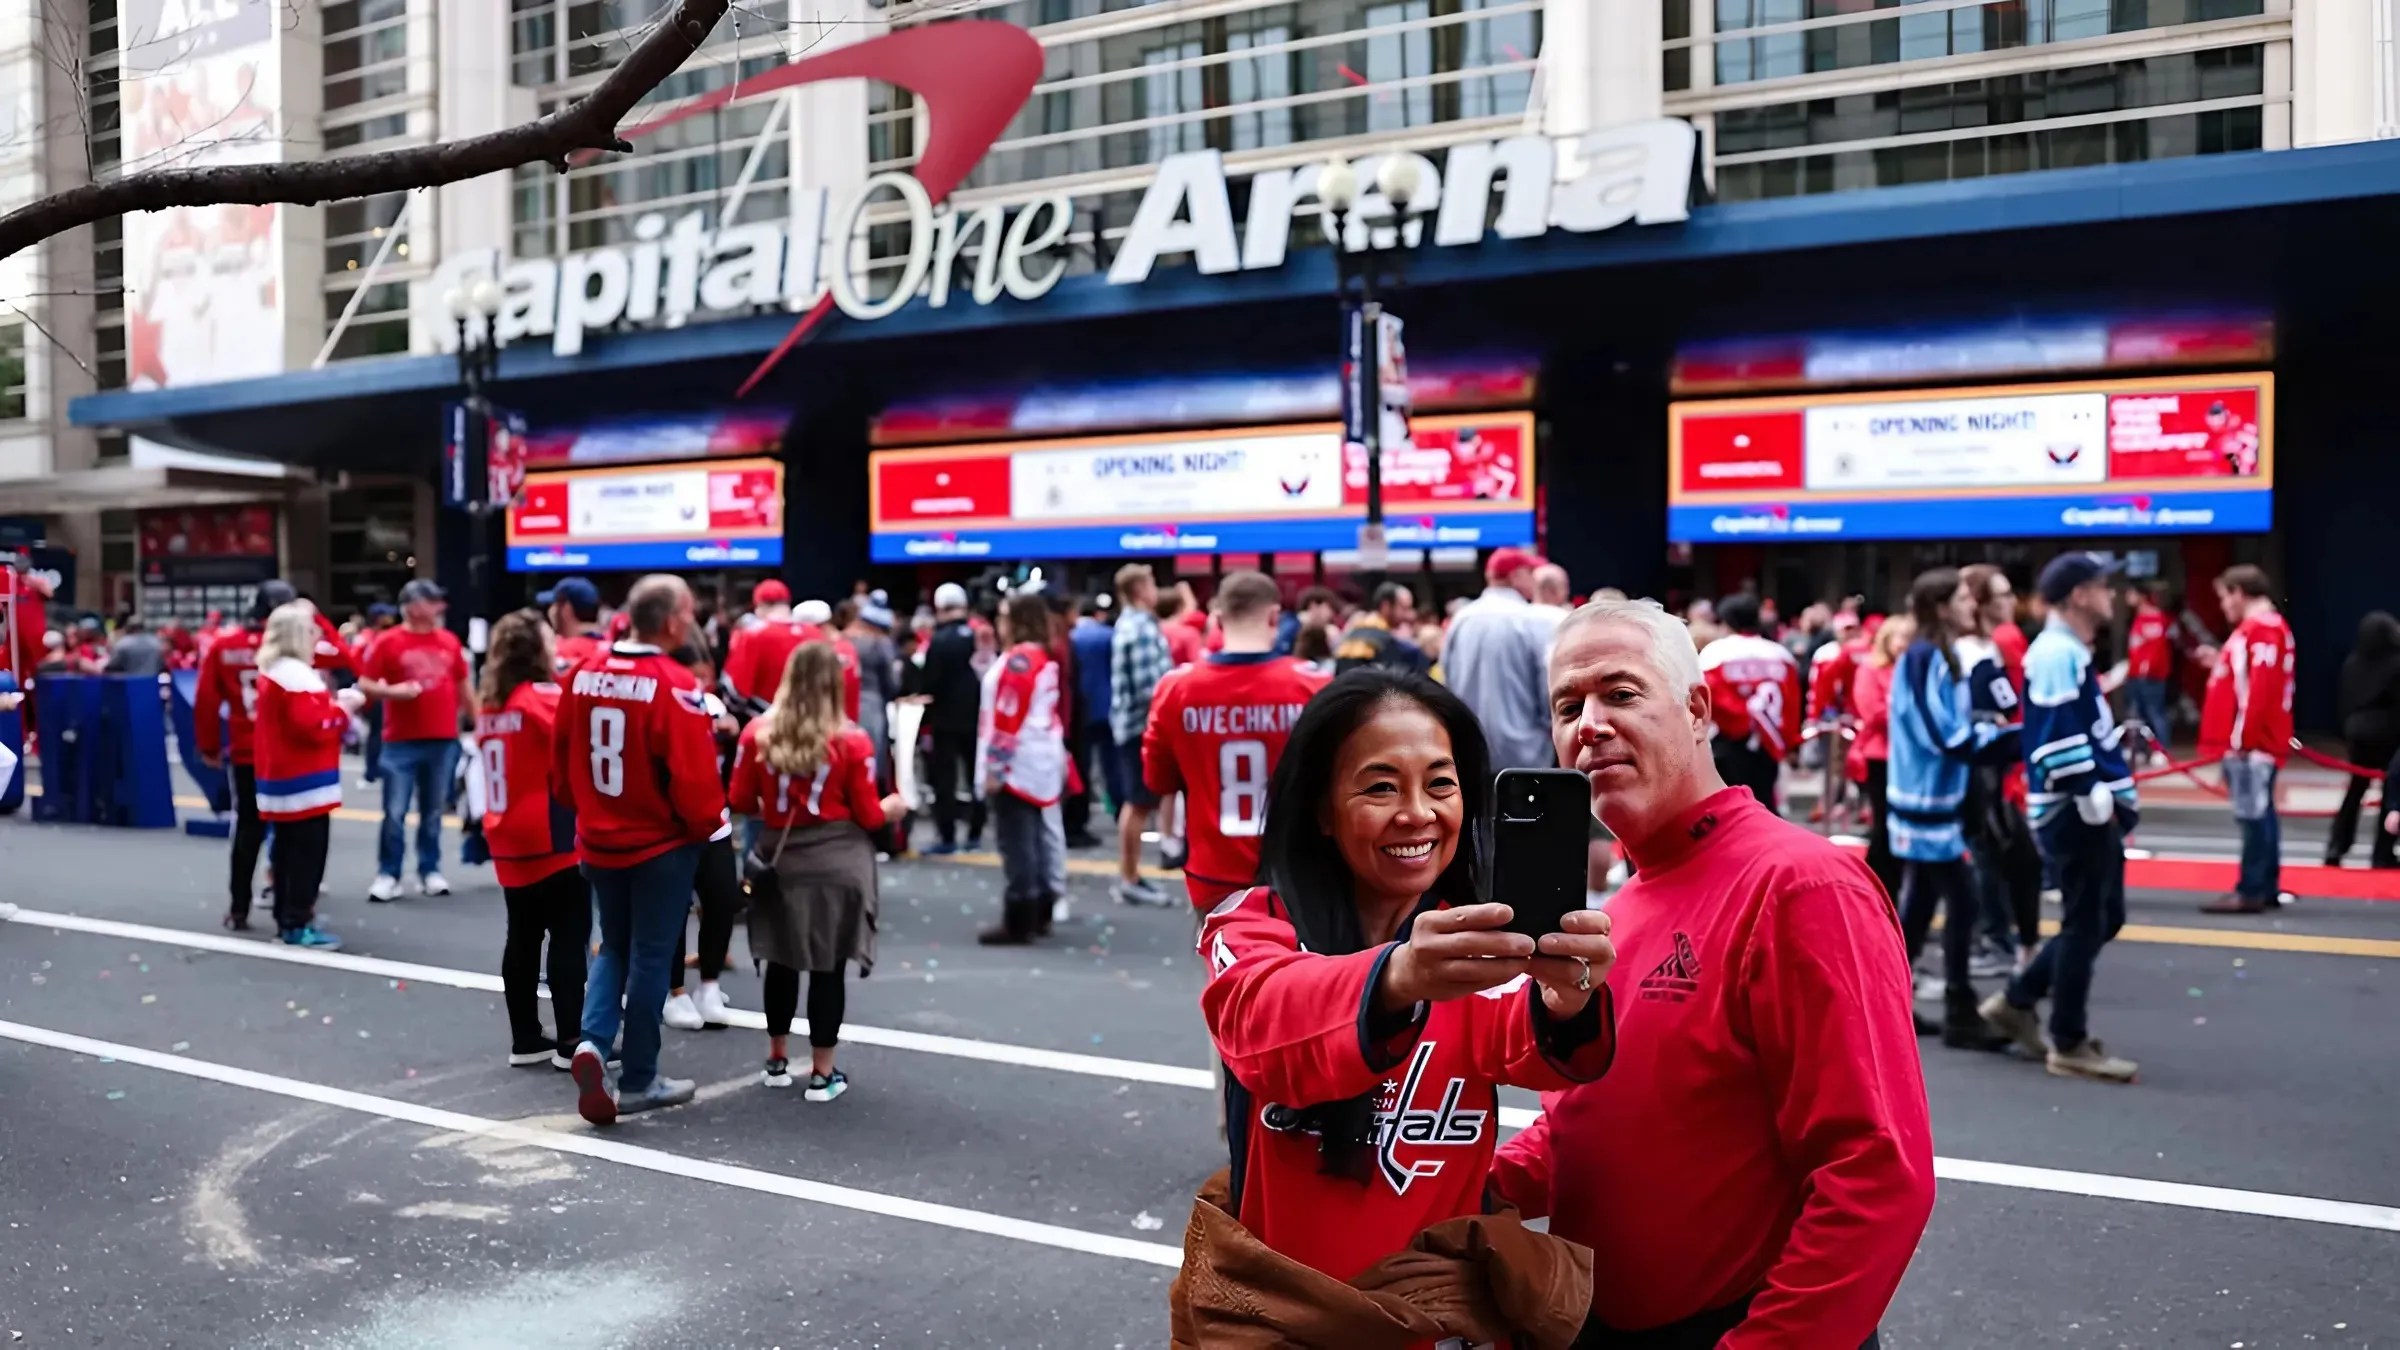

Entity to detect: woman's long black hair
[1247,668,1494,1182]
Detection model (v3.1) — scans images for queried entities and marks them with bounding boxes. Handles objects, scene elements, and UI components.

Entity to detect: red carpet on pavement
[1829,839,2400,902]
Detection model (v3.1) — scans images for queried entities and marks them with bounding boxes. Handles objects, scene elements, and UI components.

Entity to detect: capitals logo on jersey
[1373,1039,1492,1195]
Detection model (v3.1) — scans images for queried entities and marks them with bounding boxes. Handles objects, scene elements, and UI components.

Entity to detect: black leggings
[228,763,268,917]
[671,835,741,984]
[1862,759,1901,905]
[502,864,592,1051]
[1899,857,1975,1004]
[763,963,845,1049]
[267,813,329,934]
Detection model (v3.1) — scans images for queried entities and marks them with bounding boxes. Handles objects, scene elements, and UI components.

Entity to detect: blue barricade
[30,674,177,829]
[0,671,23,815]
[171,668,232,820]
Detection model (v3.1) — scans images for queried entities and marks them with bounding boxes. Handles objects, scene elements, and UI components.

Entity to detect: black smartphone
[1489,768,1592,939]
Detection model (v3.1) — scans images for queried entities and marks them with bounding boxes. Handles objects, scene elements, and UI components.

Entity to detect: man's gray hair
[626,573,689,640]
[1554,597,1705,693]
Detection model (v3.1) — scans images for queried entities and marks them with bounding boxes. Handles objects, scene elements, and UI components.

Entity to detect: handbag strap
[766,818,797,866]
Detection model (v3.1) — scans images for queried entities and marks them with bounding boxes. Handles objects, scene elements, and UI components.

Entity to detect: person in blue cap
[1980,551,2140,1084]
[539,576,605,675]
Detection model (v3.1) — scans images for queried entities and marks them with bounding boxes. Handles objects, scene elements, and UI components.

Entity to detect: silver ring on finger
[1574,957,1592,992]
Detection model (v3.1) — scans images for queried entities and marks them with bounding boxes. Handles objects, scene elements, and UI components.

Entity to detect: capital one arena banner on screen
[867,413,1535,561]
[1667,373,2273,542]
[507,459,784,570]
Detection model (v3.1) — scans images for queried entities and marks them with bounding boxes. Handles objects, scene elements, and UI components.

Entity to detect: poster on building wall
[120,0,283,392]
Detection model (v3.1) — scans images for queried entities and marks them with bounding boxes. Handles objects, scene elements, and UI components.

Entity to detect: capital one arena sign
[421,22,1695,384]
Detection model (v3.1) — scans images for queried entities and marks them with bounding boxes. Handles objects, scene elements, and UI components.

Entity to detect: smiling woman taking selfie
[1171,669,1616,1349]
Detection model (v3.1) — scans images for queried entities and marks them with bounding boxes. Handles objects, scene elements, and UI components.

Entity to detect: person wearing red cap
[1442,546,1557,770]
[724,579,796,705]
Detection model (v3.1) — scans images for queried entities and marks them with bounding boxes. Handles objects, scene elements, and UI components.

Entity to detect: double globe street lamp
[1316,153,1431,595]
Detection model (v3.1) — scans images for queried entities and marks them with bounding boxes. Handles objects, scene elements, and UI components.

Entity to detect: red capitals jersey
[194,626,263,764]
[1806,636,1867,722]
[1141,653,1329,904]
[728,721,888,831]
[553,642,728,868]
[1698,634,1801,759]
[2200,609,2294,762]
[2126,605,2172,681]
[252,657,350,823]
[553,632,602,676]
[725,620,860,720]
[478,680,577,887]
[1199,888,1615,1284]
[977,641,1065,806]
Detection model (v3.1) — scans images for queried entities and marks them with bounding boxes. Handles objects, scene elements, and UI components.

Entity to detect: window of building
[323,0,412,110]
[325,191,414,274]
[1712,45,2267,200]
[1705,0,2267,88]
[1663,0,1691,93]
[322,283,414,362]
[0,323,25,420]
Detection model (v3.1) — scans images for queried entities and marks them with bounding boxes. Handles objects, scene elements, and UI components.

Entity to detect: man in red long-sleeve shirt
[1493,598,1935,1347]
[558,573,728,1125]
[2196,564,2294,915]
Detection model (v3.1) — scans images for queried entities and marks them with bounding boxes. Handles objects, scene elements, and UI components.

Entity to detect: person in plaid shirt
[1108,563,1172,906]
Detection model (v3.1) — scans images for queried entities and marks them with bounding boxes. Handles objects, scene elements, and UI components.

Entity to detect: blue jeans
[2122,678,2171,749]
[2223,755,2281,899]
[377,738,459,879]
[2008,816,2126,1051]
[580,845,701,1093]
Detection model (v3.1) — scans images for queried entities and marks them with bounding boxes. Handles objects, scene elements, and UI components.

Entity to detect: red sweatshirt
[1201,886,1616,1287]
[553,642,728,868]
[1491,789,1933,1345]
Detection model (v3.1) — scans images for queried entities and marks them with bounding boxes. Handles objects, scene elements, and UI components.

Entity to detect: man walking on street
[2197,564,2294,914]
[1108,564,1171,906]
[356,579,473,901]
[1445,547,1558,770]
[920,583,985,855]
[1981,554,2141,1083]
[561,574,727,1124]
[1064,593,1115,848]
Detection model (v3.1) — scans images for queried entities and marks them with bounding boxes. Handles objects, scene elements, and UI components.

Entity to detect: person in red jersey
[252,602,367,951]
[2122,579,2175,763]
[357,579,473,902]
[476,610,587,1073]
[1142,570,1329,912]
[1847,615,1914,904]
[1194,667,1616,1309]
[723,578,797,703]
[791,598,863,721]
[538,575,606,675]
[1492,598,1935,1349]
[2197,564,2295,914]
[1806,608,1866,725]
[557,574,727,1124]
[729,642,906,1101]
[196,580,307,931]
[1696,592,1800,812]
[976,591,1070,945]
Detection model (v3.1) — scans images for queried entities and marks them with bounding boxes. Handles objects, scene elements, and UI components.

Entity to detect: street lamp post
[1317,154,1428,599]
[446,279,506,643]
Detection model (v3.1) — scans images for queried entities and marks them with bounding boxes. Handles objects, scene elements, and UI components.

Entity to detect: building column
[2292,0,2377,147]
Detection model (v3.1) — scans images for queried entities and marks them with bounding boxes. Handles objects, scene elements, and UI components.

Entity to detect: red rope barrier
[2287,739,2392,781]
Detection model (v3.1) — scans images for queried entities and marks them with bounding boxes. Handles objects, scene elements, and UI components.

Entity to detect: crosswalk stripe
[8,906,2400,1233]
[0,1018,1187,1267]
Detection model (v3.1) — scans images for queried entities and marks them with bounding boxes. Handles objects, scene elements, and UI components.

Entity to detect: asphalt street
[2,800,2397,1348]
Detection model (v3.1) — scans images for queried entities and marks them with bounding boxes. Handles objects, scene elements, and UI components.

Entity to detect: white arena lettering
[572,670,659,701]
[1180,702,1307,736]
[478,711,524,735]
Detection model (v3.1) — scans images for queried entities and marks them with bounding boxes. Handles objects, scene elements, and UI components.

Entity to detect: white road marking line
[3,908,1214,1091]
[12,909,2400,1235]
[0,1018,1185,1268]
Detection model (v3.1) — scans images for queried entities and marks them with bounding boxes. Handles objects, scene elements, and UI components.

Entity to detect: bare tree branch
[0,0,732,263]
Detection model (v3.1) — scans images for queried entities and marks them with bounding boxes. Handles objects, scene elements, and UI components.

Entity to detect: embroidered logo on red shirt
[1639,932,1703,1004]
[1373,1040,1491,1195]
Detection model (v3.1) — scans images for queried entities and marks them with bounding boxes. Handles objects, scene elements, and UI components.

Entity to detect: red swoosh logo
[606,22,1044,396]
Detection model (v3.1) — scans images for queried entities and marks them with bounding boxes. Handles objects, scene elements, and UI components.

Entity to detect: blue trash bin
[31,674,98,824]
[0,670,24,815]
[96,673,177,829]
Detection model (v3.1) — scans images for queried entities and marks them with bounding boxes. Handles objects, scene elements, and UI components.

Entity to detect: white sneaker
[692,982,738,1027]
[1050,896,1073,925]
[660,993,705,1031]
[1913,973,1945,1003]
[366,874,404,903]
[1113,880,1170,907]
[420,872,453,897]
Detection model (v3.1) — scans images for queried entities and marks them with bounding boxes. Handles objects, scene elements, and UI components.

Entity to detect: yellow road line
[113,794,2400,957]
